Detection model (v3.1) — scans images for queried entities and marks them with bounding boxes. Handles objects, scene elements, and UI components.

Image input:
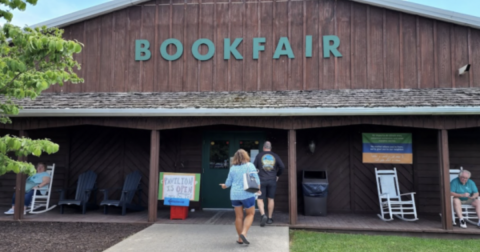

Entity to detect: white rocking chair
[450,167,479,225]
[375,168,418,221]
[29,163,57,214]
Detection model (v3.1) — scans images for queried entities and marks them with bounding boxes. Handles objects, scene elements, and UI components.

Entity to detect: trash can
[302,170,328,216]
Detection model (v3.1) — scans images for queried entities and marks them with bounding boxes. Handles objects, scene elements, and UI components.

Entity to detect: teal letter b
[135,40,151,61]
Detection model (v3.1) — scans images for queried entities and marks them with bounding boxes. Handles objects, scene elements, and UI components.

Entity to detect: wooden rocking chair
[450,167,479,225]
[375,168,418,221]
[29,164,57,214]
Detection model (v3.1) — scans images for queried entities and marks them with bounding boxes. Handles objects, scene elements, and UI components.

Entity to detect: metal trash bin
[302,170,328,216]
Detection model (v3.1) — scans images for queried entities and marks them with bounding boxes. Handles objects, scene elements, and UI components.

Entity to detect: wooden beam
[288,129,297,225]
[148,130,160,222]
[14,130,28,220]
[438,129,453,230]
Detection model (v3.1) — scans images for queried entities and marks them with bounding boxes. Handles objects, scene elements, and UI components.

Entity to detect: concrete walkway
[104,224,289,252]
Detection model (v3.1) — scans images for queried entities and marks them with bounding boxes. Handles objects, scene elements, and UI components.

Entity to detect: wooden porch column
[14,130,27,220]
[148,130,160,223]
[288,130,298,225]
[438,129,453,230]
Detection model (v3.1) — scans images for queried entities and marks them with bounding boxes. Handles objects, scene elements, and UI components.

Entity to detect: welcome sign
[362,133,413,164]
[158,172,201,201]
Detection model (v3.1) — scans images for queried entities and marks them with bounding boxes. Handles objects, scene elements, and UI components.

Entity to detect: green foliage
[0,0,83,176]
[0,0,38,22]
[290,230,480,252]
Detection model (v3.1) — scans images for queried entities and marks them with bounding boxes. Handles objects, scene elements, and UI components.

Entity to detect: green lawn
[290,230,480,252]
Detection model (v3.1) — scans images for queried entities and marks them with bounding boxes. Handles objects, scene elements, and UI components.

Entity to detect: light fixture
[458,64,471,76]
[308,140,316,153]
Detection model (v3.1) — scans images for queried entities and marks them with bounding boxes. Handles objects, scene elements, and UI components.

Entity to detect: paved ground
[104,224,289,252]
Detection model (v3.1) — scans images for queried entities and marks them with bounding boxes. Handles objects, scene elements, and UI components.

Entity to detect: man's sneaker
[460,219,467,229]
[260,215,267,227]
[4,208,14,215]
[267,218,274,224]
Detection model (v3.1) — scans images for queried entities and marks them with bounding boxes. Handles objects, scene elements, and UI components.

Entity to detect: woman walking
[220,149,260,245]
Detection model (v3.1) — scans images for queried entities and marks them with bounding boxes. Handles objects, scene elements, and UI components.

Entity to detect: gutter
[14,106,480,117]
[351,0,480,30]
[30,0,151,28]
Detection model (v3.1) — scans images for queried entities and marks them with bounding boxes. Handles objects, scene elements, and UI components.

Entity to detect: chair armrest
[99,189,110,201]
[122,188,141,194]
[400,192,416,196]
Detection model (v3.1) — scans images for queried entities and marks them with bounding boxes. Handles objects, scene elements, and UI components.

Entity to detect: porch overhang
[14,106,480,117]
[8,88,480,117]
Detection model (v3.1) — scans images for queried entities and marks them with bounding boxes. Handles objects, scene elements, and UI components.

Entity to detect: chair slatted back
[375,168,401,199]
[120,171,141,204]
[450,167,463,182]
[74,171,97,202]
[45,164,55,195]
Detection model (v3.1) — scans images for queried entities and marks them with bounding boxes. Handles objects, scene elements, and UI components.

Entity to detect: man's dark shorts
[258,180,277,200]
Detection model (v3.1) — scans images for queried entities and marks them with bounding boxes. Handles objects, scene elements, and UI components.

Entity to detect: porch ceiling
[8,88,480,117]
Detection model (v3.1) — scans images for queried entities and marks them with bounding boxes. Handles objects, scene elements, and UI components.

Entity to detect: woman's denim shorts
[231,197,255,209]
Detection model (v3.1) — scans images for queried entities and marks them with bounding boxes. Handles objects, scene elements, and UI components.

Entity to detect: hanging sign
[362,133,412,164]
[158,172,201,201]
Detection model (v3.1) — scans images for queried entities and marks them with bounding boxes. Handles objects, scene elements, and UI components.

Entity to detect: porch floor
[1,207,479,235]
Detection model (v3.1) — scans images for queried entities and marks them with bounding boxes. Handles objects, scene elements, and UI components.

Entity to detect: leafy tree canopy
[0,0,83,176]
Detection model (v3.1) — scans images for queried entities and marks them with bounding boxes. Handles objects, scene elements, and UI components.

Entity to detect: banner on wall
[362,133,412,164]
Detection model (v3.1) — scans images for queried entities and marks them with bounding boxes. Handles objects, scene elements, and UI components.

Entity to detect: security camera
[458,64,471,76]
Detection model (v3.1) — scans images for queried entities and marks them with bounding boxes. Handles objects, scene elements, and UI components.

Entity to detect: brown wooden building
[2,0,480,232]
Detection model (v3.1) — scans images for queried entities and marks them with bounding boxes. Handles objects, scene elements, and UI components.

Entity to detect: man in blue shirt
[451,170,480,228]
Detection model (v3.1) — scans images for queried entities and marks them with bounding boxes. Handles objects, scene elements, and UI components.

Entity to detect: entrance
[201,132,265,209]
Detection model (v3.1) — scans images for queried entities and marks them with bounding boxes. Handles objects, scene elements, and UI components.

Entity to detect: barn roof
[31,0,480,30]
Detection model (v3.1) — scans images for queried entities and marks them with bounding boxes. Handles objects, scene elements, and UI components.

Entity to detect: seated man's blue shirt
[25,172,50,195]
[451,177,478,201]
[224,162,260,201]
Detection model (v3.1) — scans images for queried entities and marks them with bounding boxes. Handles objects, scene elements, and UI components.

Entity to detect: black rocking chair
[99,170,143,215]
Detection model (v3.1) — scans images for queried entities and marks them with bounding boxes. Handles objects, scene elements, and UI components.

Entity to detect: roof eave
[30,0,151,28]
[14,107,480,117]
[352,0,480,30]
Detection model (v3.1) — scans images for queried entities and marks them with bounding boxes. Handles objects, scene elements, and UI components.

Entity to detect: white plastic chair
[450,167,479,225]
[375,168,418,221]
[29,163,57,214]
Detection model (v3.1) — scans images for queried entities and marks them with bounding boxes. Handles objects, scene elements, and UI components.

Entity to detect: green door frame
[201,131,265,209]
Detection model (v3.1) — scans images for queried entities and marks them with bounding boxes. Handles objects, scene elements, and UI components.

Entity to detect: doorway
[201,131,265,209]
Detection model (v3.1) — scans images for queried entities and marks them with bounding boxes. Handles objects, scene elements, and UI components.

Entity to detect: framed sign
[362,133,412,164]
[158,172,201,201]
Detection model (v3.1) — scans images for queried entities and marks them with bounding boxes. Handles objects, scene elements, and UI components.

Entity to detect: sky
[0,0,479,27]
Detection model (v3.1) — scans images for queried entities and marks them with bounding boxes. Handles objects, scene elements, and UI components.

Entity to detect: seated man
[4,163,50,215]
[450,169,480,228]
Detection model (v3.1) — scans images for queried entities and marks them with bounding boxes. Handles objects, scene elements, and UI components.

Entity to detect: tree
[0,0,83,176]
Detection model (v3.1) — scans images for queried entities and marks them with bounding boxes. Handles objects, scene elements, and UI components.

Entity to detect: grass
[290,230,480,252]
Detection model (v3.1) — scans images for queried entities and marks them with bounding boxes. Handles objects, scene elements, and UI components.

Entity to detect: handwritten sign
[158,173,201,201]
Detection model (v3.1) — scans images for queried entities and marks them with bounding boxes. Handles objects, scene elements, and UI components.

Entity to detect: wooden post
[288,129,298,225]
[438,129,453,230]
[14,130,27,221]
[148,130,160,222]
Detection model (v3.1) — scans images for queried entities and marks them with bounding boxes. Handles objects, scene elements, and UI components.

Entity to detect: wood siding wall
[47,0,480,93]
[296,126,417,214]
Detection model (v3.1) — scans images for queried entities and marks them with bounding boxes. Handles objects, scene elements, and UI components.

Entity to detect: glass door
[201,132,264,209]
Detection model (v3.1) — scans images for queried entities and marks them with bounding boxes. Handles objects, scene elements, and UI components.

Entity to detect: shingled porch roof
[10,88,480,117]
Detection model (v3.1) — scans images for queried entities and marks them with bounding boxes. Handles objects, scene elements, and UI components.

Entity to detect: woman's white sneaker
[4,208,14,215]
